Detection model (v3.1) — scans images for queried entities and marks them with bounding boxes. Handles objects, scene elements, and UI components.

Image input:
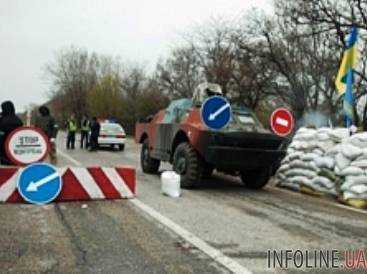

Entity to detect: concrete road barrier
[0,166,136,203]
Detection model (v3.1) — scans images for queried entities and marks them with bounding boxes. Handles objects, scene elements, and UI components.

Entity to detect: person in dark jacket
[35,106,58,164]
[89,117,100,151]
[0,101,23,165]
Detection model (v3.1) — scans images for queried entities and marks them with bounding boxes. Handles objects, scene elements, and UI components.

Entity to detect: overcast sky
[0,0,272,112]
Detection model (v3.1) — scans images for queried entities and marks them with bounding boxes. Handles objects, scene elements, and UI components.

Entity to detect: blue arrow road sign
[201,96,231,130]
[17,163,62,205]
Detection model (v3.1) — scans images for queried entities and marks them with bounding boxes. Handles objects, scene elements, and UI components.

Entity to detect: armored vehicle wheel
[240,169,271,189]
[173,142,203,188]
[141,139,160,173]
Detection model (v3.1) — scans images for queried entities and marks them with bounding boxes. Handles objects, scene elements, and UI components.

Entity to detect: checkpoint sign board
[270,108,294,137]
[17,163,62,205]
[201,96,232,130]
[5,126,50,165]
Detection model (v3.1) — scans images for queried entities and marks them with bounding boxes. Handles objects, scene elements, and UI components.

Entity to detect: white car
[98,122,126,151]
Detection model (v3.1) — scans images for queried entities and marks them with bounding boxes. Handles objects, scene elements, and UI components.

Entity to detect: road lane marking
[57,148,252,274]
[130,199,251,274]
[57,149,83,166]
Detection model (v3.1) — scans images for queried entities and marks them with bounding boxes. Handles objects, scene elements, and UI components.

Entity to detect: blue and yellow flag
[335,26,359,95]
[335,26,359,126]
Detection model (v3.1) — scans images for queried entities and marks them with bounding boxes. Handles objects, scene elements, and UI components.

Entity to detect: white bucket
[161,171,181,198]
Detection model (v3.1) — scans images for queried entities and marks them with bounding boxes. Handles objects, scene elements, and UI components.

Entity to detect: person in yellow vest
[66,115,77,149]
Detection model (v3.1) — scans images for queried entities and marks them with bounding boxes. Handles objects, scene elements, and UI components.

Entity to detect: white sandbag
[349,184,367,194]
[335,153,351,170]
[161,171,181,198]
[339,166,364,177]
[285,169,316,179]
[314,156,335,169]
[276,173,287,181]
[277,164,290,173]
[288,176,310,186]
[293,132,316,142]
[280,180,300,191]
[296,127,317,135]
[348,137,367,149]
[313,148,324,155]
[351,132,367,142]
[325,144,342,156]
[289,160,312,170]
[317,127,333,135]
[351,159,367,168]
[334,166,342,176]
[310,176,334,189]
[340,144,363,160]
[288,151,303,161]
[316,133,330,141]
[301,153,319,162]
[344,175,367,186]
[327,128,349,142]
[343,191,367,200]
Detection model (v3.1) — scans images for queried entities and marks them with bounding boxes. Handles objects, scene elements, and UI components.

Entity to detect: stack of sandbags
[275,127,348,196]
[337,133,367,208]
[300,128,348,196]
[276,128,319,191]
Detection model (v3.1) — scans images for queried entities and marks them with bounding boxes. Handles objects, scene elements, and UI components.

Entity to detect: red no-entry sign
[270,108,294,137]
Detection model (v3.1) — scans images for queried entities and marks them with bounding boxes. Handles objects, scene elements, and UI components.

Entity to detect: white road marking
[58,149,253,274]
[130,199,251,274]
[57,149,82,166]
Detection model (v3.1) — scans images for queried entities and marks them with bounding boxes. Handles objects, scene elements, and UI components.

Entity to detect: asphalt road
[1,133,366,274]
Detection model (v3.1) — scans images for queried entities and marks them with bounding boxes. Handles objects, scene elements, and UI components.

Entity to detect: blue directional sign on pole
[17,163,62,205]
[201,96,232,130]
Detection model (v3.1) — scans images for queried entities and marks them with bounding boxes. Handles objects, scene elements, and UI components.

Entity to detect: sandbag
[289,160,312,170]
[293,132,316,142]
[340,144,362,160]
[349,184,367,194]
[310,176,334,189]
[301,153,319,162]
[313,148,324,155]
[314,156,335,169]
[318,168,338,182]
[288,151,303,161]
[277,164,290,173]
[351,159,367,168]
[339,166,364,177]
[285,169,316,179]
[335,153,351,170]
[343,191,367,200]
[343,198,367,209]
[288,176,310,186]
[327,128,349,142]
[325,144,342,156]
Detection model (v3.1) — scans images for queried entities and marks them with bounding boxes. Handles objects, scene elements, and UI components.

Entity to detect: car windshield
[101,123,124,133]
[223,109,265,132]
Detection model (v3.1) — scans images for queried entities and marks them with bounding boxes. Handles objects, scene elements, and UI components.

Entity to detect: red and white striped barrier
[0,167,136,203]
